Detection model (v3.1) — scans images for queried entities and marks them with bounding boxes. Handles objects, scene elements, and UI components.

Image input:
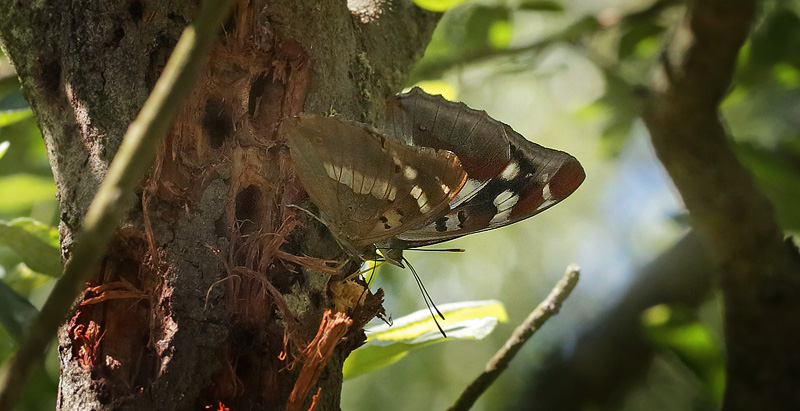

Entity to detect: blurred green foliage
[0,56,60,410]
[1,0,800,410]
[350,1,800,410]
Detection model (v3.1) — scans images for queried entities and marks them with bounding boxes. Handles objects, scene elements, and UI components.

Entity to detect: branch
[642,0,800,407]
[411,0,682,82]
[0,0,234,408]
[448,265,580,411]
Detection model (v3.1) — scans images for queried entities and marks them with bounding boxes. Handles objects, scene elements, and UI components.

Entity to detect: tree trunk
[642,1,800,408]
[0,0,438,409]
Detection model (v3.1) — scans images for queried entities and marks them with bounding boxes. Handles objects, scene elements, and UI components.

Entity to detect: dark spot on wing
[457,210,467,229]
[511,144,537,178]
[435,216,448,232]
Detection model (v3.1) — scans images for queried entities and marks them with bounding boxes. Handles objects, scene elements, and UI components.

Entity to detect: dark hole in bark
[310,291,323,309]
[110,27,125,48]
[235,185,261,234]
[269,265,305,294]
[36,57,62,99]
[248,72,269,118]
[231,324,257,347]
[95,379,113,404]
[167,12,186,25]
[235,353,254,378]
[223,12,237,34]
[145,35,174,90]
[129,0,143,22]
[202,99,233,148]
[214,215,229,238]
[247,71,285,120]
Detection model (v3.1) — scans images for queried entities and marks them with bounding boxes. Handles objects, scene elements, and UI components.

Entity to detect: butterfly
[284,88,585,267]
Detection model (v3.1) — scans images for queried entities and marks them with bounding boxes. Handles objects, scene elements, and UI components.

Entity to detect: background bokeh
[2,0,799,409]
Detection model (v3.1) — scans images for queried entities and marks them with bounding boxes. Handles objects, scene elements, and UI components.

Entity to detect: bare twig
[448,265,580,411]
[0,0,234,408]
[411,0,682,82]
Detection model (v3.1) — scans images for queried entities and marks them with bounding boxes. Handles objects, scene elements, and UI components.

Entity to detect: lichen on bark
[0,0,438,409]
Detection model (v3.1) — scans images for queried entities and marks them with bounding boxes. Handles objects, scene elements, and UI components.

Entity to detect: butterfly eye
[393,164,402,174]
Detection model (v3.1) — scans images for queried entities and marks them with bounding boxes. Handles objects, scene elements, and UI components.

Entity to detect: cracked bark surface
[0,0,438,409]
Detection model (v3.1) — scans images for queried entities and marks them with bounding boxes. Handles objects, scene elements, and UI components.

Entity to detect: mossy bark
[0,0,438,409]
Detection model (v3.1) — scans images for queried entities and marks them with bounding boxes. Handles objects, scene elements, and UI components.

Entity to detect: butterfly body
[284,88,585,267]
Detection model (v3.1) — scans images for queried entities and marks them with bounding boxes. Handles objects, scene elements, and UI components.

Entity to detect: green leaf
[0,218,61,277]
[773,62,800,89]
[643,303,726,401]
[618,23,665,60]
[343,300,507,380]
[734,141,800,231]
[413,0,469,12]
[0,279,38,342]
[0,174,56,214]
[488,20,513,49]
[0,90,33,127]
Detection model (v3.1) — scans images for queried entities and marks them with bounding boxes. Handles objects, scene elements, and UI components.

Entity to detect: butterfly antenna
[403,257,447,338]
[376,247,465,254]
[285,204,329,227]
[405,248,465,253]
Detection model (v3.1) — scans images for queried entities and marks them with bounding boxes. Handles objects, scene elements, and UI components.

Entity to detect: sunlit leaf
[410,80,458,101]
[343,300,507,380]
[772,62,800,88]
[0,141,9,159]
[0,279,38,342]
[0,174,56,214]
[488,20,513,49]
[0,218,61,277]
[413,0,469,12]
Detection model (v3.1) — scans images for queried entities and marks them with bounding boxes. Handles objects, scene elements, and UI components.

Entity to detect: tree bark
[642,0,800,408]
[0,0,438,409]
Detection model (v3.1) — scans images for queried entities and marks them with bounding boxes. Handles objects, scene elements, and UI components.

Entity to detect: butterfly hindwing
[285,115,468,251]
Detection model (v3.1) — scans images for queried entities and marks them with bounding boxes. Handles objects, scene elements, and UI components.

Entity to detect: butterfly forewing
[385,88,513,204]
[285,115,468,251]
[382,88,586,249]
